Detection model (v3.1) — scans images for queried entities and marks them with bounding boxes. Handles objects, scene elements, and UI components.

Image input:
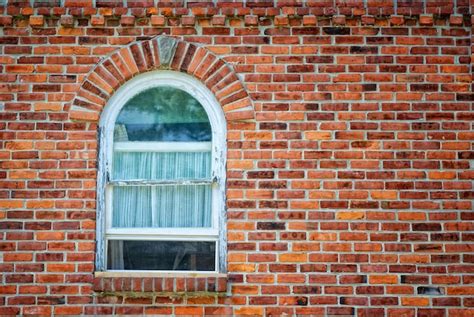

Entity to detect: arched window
[96,71,226,273]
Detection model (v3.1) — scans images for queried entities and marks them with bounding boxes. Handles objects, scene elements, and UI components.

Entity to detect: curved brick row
[70,35,255,123]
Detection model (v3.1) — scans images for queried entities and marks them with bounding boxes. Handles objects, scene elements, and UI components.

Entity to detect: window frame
[96,71,227,274]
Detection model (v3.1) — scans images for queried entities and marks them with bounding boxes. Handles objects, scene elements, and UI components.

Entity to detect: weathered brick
[0,2,471,314]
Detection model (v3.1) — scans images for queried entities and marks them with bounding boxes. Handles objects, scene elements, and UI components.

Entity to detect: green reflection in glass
[114,86,212,142]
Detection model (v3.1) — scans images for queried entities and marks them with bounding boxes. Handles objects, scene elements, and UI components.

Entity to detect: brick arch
[70,36,254,122]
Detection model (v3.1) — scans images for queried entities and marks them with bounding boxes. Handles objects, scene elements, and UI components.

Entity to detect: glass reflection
[107,240,216,271]
[114,86,212,142]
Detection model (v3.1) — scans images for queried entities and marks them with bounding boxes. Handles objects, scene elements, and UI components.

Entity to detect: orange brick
[228,253,246,262]
[69,110,99,122]
[36,232,65,241]
[310,233,337,241]
[235,307,264,316]
[447,287,474,295]
[449,309,474,317]
[369,275,398,284]
[399,255,429,264]
[232,285,259,295]
[279,253,307,262]
[54,306,83,315]
[387,286,414,295]
[58,27,84,36]
[274,15,289,26]
[228,264,256,273]
[305,132,332,140]
[91,15,105,26]
[336,211,365,220]
[19,286,47,294]
[292,242,320,251]
[0,200,23,208]
[419,14,434,25]
[401,297,429,306]
[145,307,172,315]
[6,65,35,73]
[370,191,398,200]
[398,212,426,221]
[47,263,75,272]
[428,171,456,179]
[29,15,44,26]
[302,15,317,25]
[3,253,33,262]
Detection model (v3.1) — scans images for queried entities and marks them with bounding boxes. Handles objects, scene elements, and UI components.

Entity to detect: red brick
[0,4,472,314]
[150,15,165,26]
[91,15,105,26]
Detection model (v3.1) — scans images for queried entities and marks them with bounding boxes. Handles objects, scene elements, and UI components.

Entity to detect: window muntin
[98,71,226,273]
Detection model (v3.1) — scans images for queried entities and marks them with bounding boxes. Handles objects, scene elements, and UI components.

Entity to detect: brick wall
[0,0,473,315]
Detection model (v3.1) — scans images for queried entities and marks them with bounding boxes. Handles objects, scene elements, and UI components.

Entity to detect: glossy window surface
[107,240,216,271]
[112,185,212,228]
[112,152,211,181]
[113,86,211,142]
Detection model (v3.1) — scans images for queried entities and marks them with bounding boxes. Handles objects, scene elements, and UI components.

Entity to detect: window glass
[107,240,216,271]
[112,152,211,180]
[112,185,212,228]
[114,86,211,142]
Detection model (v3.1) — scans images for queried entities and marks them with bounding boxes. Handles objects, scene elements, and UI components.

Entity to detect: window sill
[93,271,228,294]
[94,271,226,278]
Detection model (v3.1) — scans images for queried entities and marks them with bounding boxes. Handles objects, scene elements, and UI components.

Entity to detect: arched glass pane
[113,86,211,142]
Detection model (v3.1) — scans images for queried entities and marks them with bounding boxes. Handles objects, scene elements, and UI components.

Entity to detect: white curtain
[111,151,212,228]
[113,151,211,180]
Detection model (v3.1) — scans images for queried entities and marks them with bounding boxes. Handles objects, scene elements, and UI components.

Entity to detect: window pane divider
[108,178,215,186]
[106,228,219,239]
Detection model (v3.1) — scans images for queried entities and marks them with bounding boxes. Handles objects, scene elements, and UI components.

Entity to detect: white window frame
[96,71,227,273]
